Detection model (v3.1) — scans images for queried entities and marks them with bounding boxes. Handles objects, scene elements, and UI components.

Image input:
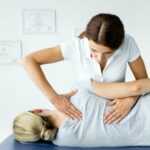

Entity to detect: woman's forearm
[92,79,150,99]
[22,55,58,102]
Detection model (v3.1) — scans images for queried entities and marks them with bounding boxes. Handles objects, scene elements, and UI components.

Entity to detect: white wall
[0,0,150,142]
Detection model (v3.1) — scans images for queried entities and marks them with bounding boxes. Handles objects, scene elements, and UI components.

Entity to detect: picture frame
[22,9,55,34]
[0,40,21,64]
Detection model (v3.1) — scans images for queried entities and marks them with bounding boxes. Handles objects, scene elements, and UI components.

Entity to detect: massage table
[1,134,150,150]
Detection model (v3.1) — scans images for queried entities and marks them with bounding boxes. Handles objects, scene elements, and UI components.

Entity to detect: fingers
[107,100,116,106]
[104,98,132,124]
[66,108,81,120]
[55,94,82,120]
[64,111,75,120]
[64,96,82,120]
[115,115,125,124]
[64,102,82,120]
[104,112,121,124]
[65,90,78,99]
[104,110,117,123]
[69,104,82,119]
[30,109,42,113]
[104,109,126,124]
[104,108,116,121]
[63,107,82,120]
[59,100,82,120]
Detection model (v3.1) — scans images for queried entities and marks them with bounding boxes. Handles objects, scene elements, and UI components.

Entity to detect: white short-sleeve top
[60,34,140,82]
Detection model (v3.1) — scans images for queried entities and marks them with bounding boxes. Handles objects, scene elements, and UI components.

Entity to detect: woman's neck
[99,61,107,72]
[47,110,67,128]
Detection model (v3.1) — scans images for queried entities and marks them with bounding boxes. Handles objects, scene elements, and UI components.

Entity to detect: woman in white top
[22,13,148,124]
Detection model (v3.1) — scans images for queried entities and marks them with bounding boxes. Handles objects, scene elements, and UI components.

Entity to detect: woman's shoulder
[123,33,136,45]
[72,37,89,49]
[120,33,136,49]
[125,33,133,39]
[59,37,87,60]
[60,37,88,52]
[119,33,140,61]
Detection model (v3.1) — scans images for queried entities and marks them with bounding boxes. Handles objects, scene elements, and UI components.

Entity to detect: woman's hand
[103,96,139,124]
[30,109,51,117]
[52,90,82,120]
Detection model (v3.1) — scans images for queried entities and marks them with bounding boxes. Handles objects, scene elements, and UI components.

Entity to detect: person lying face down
[13,93,150,147]
[13,109,67,142]
[13,78,150,147]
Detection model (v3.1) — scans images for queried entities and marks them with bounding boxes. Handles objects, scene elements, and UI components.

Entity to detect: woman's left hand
[103,96,139,124]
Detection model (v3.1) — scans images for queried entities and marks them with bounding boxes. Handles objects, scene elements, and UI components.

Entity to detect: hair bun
[40,128,57,141]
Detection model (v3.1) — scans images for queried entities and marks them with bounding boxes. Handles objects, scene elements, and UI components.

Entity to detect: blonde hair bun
[41,128,57,141]
[13,111,57,142]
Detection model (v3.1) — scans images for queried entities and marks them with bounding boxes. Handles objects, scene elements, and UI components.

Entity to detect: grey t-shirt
[52,84,149,147]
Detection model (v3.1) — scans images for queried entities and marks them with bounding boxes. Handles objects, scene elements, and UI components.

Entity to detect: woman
[21,13,148,124]
[13,78,150,147]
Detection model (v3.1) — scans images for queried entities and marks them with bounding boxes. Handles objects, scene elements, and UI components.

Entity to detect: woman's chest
[74,57,128,82]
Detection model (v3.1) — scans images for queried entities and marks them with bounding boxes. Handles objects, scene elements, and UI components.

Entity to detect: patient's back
[52,84,149,147]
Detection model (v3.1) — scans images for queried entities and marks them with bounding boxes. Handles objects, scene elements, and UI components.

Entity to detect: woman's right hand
[52,90,82,120]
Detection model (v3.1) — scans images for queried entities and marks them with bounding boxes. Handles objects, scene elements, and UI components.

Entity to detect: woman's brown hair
[79,13,125,50]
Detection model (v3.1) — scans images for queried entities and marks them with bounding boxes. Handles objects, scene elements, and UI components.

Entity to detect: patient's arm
[92,78,150,99]
[30,109,51,117]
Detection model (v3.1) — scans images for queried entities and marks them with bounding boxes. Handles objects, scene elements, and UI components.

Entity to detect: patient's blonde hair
[13,111,57,142]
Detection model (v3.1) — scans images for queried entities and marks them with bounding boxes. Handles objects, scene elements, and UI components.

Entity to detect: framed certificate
[0,40,21,64]
[22,9,55,34]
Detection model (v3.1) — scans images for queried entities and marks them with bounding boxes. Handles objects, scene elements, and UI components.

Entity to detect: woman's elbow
[21,55,30,66]
[21,54,37,67]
